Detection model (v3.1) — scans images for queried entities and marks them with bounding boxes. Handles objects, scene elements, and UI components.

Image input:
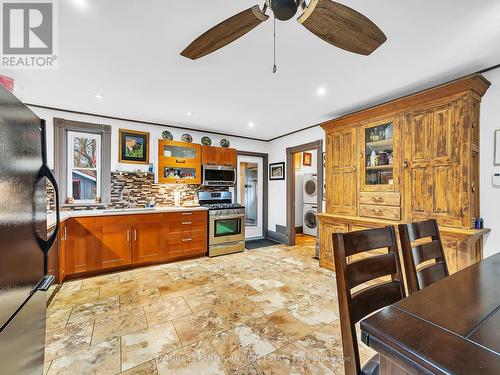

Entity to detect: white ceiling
[3,0,500,140]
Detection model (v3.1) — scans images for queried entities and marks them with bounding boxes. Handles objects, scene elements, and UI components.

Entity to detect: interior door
[237,155,264,239]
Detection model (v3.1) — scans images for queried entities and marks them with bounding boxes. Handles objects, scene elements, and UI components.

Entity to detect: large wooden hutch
[318,74,490,274]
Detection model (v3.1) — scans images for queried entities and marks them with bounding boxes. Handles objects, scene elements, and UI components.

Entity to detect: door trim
[236,151,268,239]
[286,140,323,246]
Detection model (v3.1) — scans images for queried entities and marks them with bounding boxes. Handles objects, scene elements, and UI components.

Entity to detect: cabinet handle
[403,161,409,169]
[372,196,383,202]
[64,227,67,241]
[134,229,137,241]
[182,238,192,242]
[182,221,192,225]
[353,166,357,172]
[127,230,130,242]
[207,162,216,165]
[471,182,476,192]
[182,212,192,216]
[373,209,382,214]
[360,152,363,159]
[176,159,186,164]
[224,163,232,167]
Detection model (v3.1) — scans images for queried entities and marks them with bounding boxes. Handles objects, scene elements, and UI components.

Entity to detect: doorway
[286,140,323,247]
[236,153,267,239]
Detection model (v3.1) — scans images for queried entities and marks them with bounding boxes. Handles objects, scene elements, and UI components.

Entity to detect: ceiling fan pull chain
[273,15,277,73]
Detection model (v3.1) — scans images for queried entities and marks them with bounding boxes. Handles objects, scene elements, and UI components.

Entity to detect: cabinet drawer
[359,204,401,221]
[165,211,207,223]
[359,192,400,206]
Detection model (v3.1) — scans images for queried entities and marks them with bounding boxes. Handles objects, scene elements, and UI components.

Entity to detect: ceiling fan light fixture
[271,0,299,21]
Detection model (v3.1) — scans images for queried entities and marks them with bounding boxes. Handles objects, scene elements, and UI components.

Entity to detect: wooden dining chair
[332,226,406,375]
[398,219,449,295]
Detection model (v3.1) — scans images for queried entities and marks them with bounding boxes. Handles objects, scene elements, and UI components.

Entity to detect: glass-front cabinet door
[360,120,398,192]
[158,140,201,184]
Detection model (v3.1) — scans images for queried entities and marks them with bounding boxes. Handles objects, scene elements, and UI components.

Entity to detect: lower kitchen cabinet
[94,216,132,270]
[65,217,95,275]
[60,211,208,280]
[131,214,165,264]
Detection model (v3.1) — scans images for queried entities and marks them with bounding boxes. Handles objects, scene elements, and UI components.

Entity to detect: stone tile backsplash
[48,172,227,211]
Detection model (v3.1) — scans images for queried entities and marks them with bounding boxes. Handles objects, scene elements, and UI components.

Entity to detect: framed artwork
[269,162,285,180]
[495,130,500,166]
[119,129,149,164]
[303,152,312,167]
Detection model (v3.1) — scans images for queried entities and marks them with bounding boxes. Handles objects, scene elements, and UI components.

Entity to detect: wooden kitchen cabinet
[218,148,237,167]
[201,146,237,167]
[164,211,207,260]
[65,217,95,275]
[94,216,132,270]
[318,74,490,275]
[58,220,66,282]
[158,140,201,184]
[327,127,357,216]
[131,214,165,264]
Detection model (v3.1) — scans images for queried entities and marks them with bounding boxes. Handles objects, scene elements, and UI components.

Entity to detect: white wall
[29,107,268,175]
[480,69,500,258]
[268,127,325,232]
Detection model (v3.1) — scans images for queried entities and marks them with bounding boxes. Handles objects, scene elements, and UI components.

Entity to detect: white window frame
[67,131,102,203]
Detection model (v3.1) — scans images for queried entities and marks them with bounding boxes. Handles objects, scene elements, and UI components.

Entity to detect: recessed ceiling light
[248,122,255,128]
[95,94,103,100]
[73,0,89,9]
[187,111,193,116]
[317,87,327,97]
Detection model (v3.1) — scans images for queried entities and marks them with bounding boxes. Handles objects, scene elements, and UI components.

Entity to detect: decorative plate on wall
[181,133,193,143]
[201,136,212,146]
[220,138,230,148]
[161,130,173,140]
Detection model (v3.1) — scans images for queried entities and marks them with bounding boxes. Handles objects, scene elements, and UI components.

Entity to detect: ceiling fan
[180,0,387,60]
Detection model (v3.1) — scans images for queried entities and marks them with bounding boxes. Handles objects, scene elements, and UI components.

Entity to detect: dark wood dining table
[360,253,500,374]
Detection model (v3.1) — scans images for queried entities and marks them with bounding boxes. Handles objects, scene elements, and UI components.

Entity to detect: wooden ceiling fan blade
[181,5,269,60]
[298,0,386,55]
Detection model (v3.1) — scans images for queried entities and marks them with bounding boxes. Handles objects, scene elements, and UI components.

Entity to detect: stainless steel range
[198,191,245,257]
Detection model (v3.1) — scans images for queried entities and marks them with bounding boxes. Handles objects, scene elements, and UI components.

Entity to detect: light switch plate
[493,172,500,187]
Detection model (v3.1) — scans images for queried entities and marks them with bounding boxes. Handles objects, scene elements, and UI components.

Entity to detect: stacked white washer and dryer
[302,173,318,236]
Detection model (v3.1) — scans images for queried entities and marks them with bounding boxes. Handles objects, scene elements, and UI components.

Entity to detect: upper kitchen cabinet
[158,140,201,184]
[201,146,237,168]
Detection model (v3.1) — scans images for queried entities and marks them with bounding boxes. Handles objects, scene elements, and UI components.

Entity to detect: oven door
[210,213,245,245]
[203,166,236,186]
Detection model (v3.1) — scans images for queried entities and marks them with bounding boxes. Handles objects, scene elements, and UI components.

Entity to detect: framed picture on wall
[303,152,312,166]
[119,129,149,164]
[495,129,500,165]
[269,162,285,180]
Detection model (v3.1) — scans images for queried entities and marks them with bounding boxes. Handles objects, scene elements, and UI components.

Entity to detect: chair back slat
[399,220,449,295]
[405,219,436,240]
[342,227,397,256]
[346,253,397,289]
[332,226,405,375]
[412,240,443,265]
[350,280,403,324]
[417,262,448,289]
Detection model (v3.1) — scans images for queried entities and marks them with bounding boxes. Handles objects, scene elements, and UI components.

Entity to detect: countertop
[47,206,208,230]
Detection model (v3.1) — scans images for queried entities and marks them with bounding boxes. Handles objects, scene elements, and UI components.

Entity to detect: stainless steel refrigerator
[0,85,60,374]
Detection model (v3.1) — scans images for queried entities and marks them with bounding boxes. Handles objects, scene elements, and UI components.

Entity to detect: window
[67,131,101,202]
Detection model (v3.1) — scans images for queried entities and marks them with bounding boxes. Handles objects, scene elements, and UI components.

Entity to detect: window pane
[72,169,97,200]
[73,137,97,168]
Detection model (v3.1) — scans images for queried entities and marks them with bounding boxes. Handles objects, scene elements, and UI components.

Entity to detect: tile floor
[44,235,374,374]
